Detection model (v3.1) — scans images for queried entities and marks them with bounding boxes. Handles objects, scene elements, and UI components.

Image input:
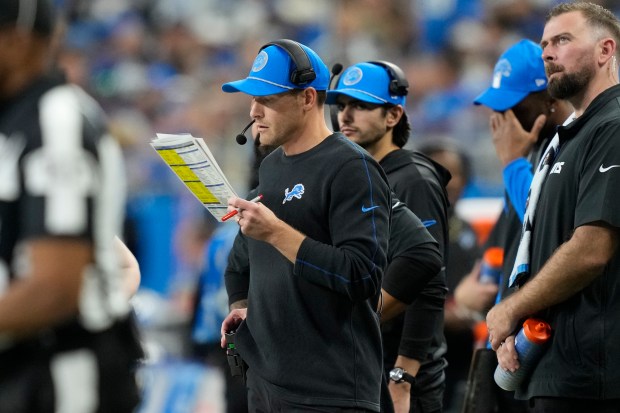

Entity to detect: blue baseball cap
[222,42,329,96]
[474,39,547,112]
[326,62,407,106]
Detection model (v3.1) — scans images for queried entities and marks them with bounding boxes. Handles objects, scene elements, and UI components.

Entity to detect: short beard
[356,134,384,151]
[547,64,594,100]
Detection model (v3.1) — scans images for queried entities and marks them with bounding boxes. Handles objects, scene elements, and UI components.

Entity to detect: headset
[367,60,409,97]
[236,39,316,144]
[259,39,316,85]
[329,60,409,131]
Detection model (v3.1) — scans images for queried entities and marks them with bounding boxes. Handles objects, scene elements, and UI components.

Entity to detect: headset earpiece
[368,60,409,97]
[260,39,316,86]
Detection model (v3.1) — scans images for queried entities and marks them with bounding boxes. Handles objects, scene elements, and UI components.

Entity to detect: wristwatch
[389,367,416,385]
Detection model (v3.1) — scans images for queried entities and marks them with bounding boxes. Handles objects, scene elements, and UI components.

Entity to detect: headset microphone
[329,63,344,132]
[330,63,343,82]
[235,119,255,145]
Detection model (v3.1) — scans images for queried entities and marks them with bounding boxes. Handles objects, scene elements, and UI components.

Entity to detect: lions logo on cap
[342,67,363,86]
[252,51,269,73]
[492,58,511,89]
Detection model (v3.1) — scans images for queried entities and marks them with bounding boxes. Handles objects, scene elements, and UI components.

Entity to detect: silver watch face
[390,368,404,382]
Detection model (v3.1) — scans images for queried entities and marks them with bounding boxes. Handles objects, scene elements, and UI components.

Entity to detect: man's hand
[228,196,305,263]
[487,224,619,351]
[490,110,545,166]
[496,334,519,372]
[220,308,247,348]
[228,196,279,242]
[486,298,519,350]
[454,261,499,312]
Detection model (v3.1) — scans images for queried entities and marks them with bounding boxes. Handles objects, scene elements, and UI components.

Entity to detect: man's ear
[598,37,616,67]
[302,88,317,110]
[386,105,404,127]
[547,96,557,114]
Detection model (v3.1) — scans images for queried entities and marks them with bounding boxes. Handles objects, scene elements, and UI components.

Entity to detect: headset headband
[368,60,409,97]
[260,39,316,85]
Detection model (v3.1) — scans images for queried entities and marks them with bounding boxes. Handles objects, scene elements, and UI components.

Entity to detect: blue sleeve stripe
[343,139,381,265]
[296,259,372,284]
[422,219,437,228]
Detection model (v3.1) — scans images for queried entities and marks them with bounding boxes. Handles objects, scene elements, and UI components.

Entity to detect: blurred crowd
[56,0,620,196]
[48,0,620,410]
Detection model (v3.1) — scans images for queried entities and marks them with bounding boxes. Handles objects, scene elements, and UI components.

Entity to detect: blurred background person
[416,138,484,413]
[0,0,141,411]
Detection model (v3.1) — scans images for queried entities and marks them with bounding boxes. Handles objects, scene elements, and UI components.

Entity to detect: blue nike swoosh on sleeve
[422,219,437,227]
[361,205,380,213]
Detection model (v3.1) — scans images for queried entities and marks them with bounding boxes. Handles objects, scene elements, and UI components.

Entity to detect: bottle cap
[483,247,504,268]
[522,318,551,344]
[473,320,488,342]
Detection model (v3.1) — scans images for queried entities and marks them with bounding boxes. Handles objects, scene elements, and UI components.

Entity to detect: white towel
[509,113,576,287]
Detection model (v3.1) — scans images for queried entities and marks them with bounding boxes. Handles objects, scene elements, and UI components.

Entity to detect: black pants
[529,396,620,413]
[246,369,375,413]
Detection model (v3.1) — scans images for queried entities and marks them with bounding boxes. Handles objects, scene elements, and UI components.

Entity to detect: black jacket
[380,149,451,388]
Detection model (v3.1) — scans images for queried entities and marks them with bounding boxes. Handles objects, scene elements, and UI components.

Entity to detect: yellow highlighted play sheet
[150,133,238,221]
[186,182,219,204]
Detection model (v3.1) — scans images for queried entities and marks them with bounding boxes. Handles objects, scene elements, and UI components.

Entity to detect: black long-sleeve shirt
[380,149,451,387]
[228,134,391,411]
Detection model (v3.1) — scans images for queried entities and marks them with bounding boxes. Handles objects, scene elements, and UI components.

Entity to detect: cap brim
[222,78,291,96]
[325,89,386,105]
[473,88,528,112]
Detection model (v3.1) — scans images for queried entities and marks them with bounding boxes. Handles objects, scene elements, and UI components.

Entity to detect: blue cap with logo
[222,41,329,96]
[474,39,547,111]
[326,62,407,106]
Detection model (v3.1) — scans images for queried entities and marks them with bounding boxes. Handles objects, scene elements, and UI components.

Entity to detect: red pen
[221,194,263,222]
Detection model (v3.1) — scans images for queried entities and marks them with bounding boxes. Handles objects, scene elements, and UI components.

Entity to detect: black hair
[385,108,411,148]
